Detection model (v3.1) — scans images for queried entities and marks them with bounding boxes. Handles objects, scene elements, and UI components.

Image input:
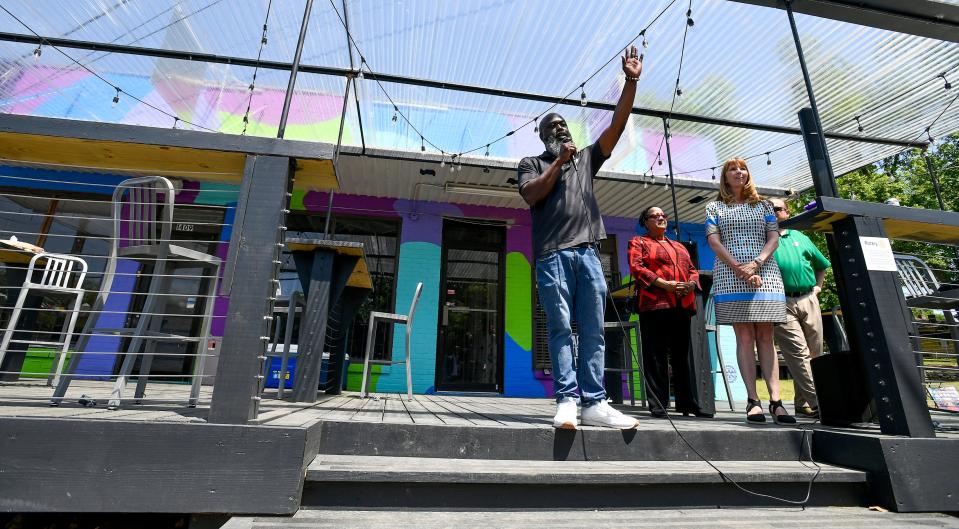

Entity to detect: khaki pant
[774,292,823,410]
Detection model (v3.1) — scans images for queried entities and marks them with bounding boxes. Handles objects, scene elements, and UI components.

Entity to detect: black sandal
[746,398,766,423]
[769,399,797,425]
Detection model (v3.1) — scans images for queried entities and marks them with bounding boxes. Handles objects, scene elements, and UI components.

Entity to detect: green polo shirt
[774,229,831,293]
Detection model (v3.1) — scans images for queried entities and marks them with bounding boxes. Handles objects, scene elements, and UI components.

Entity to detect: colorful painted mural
[0,164,717,399]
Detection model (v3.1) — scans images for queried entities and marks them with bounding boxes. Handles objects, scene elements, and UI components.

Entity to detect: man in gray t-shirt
[517,45,644,430]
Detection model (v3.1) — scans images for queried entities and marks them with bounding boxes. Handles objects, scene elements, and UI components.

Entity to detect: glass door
[435,219,505,392]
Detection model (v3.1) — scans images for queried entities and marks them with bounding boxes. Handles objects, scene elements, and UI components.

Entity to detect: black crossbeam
[0,31,927,149]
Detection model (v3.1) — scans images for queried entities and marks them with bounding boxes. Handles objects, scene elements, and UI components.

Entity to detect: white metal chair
[53,176,221,409]
[0,253,87,386]
[360,282,423,401]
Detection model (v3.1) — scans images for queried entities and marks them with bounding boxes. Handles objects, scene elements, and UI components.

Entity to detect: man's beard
[545,134,575,158]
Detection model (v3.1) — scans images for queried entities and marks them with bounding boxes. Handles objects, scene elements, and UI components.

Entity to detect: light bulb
[32,45,41,62]
[766,153,772,166]
[112,88,120,107]
[580,86,587,107]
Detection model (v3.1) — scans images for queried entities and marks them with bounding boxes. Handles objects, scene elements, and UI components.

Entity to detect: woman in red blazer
[627,206,710,418]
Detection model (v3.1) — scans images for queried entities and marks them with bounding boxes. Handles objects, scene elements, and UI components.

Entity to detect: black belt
[785,290,811,297]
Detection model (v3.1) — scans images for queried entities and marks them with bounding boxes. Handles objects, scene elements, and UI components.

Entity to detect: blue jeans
[535,245,608,406]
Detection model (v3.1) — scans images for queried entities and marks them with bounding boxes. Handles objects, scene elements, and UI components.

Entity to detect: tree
[794,132,959,311]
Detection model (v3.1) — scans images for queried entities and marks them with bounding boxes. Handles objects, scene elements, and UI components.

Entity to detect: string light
[244,6,272,136]
[676,86,683,96]
[926,127,935,143]
[457,157,463,172]
[766,152,772,165]
[940,73,952,90]
[111,87,120,107]
[485,144,490,157]
[172,116,179,129]
[686,8,694,27]
[440,152,446,168]
[534,123,538,134]
[854,115,864,132]
[711,167,716,180]
[32,45,41,62]
[392,106,398,123]
[321,0,676,167]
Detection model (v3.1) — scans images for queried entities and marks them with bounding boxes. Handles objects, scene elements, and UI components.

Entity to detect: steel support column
[209,155,293,424]
[277,0,315,139]
[828,216,934,437]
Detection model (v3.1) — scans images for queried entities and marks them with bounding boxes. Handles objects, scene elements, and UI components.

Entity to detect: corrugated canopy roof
[0,0,957,194]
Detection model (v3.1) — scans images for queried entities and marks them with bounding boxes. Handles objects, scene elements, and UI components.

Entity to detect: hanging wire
[7,0,228,102]
[0,5,220,134]
[644,0,694,176]
[325,0,679,161]
[242,0,274,135]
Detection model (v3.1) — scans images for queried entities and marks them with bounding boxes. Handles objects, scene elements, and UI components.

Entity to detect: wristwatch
[753,257,765,267]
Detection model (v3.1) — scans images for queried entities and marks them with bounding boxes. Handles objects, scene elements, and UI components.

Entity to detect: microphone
[569,152,578,173]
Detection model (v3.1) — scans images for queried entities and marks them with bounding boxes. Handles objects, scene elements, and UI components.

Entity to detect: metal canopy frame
[0,30,927,152]
[729,0,959,44]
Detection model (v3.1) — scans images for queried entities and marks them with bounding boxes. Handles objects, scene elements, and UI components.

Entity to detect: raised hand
[622,45,643,79]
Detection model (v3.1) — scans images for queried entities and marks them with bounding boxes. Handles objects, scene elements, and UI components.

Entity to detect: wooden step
[223,507,959,529]
[301,454,867,509]
[314,418,816,461]
[308,453,865,484]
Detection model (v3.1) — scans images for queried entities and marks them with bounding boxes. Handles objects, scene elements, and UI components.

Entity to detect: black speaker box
[811,352,876,426]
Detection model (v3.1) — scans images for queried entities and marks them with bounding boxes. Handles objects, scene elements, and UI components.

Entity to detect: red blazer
[627,235,699,314]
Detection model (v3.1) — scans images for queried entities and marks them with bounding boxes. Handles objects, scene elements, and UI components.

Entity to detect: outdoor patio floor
[0,379,956,438]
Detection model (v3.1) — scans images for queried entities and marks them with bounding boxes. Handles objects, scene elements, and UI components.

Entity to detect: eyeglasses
[647,213,668,219]
[773,207,787,213]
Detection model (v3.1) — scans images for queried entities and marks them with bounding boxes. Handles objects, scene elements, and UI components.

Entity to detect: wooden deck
[2,379,959,514]
[1,379,957,438]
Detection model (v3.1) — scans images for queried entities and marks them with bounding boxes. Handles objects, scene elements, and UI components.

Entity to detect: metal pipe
[662,117,681,240]
[785,0,837,181]
[277,0,314,139]
[324,75,353,239]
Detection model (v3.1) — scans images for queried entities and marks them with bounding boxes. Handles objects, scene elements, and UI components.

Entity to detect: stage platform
[0,381,956,515]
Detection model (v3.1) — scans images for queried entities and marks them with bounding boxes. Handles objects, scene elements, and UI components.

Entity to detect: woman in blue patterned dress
[705,158,794,424]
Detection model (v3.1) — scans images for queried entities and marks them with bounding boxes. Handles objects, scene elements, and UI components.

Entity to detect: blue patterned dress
[704,200,786,324]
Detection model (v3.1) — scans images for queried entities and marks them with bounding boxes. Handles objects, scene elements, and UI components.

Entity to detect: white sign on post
[859,236,897,272]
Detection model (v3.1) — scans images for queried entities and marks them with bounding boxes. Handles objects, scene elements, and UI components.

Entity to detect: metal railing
[0,172,240,411]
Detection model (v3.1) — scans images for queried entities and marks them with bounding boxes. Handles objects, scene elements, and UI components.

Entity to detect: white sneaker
[581,400,639,429]
[553,399,578,429]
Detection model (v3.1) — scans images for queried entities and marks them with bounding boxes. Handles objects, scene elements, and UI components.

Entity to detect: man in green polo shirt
[770,197,831,417]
